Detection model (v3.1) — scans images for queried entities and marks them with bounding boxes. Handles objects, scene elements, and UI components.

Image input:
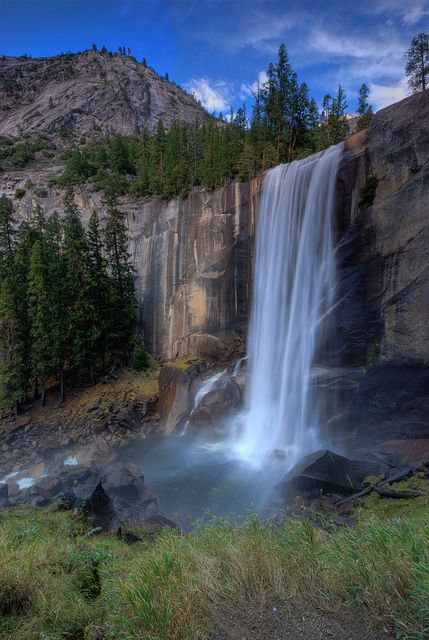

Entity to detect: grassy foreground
[0,504,428,640]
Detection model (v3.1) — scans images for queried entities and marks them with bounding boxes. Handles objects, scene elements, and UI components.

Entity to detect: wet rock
[158,363,200,434]
[60,464,94,488]
[279,449,385,499]
[0,483,8,508]
[79,437,118,465]
[37,437,61,457]
[189,374,242,429]
[37,476,64,498]
[87,482,119,531]
[102,462,145,503]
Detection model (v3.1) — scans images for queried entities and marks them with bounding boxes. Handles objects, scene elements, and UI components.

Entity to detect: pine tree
[63,188,91,376]
[87,211,111,380]
[328,84,349,143]
[27,239,51,407]
[44,212,67,401]
[357,83,373,131]
[0,197,26,410]
[104,194,137,362]
[13,220,40,403]
[149,120,166,194]
[405,32,429,93]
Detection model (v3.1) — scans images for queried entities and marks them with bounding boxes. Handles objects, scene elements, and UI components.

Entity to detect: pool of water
[119,433,284,527]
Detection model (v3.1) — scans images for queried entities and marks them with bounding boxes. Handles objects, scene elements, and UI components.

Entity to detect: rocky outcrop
[0,51,208,138]
[331,90,429,445]
[0,172,262,359]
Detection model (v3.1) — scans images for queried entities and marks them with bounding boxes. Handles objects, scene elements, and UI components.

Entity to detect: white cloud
[402,5,429,25]
[240,70,268,100]
[369,77,408,111]
[309,26,407,87]
[216,9,301,53]
[183,78,231,113]
[362,0,429,25]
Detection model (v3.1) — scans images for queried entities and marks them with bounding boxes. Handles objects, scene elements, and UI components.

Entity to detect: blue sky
[1,0,428,114]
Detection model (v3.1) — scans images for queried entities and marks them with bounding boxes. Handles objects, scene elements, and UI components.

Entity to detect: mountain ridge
[0,50,209,139]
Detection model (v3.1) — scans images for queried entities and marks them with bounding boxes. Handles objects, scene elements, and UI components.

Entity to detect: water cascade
[181,369,227,435]
[235,144,344,468]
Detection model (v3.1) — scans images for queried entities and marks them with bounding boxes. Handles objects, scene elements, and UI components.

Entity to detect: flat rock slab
[280,449,385,498]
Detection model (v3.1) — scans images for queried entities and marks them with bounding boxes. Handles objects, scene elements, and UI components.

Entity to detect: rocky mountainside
[1,87,428,448]
[0,51,208,138]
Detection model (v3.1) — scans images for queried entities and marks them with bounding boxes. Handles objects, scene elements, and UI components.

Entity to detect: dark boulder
[279,449,385,499]
[0,483,8,508]
[102,462,145,503]
[87,482,119,531]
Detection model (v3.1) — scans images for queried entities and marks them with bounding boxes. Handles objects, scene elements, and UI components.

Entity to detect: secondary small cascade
[235,144,344,468]
[181,369,227,435]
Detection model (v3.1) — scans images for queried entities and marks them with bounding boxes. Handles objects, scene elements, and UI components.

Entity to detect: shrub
[132,344,150,371]
[10,145,34,168]
[360,174,379,207]
[14,188,26,199]
[34,186,48,198]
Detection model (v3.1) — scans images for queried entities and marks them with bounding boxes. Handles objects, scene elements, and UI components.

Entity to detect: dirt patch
[211,601,388,640]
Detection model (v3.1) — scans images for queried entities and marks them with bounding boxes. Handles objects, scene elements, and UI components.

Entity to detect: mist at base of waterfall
[118,429,285,528]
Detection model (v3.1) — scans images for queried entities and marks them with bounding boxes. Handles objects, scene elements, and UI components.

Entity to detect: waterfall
[235,144,343,468]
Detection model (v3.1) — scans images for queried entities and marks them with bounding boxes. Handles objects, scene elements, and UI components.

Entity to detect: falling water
[235,144,343,468]
[181,369,227,435]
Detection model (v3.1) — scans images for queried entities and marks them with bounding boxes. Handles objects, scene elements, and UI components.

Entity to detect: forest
[0,190,141,410]
[54,44,373,199]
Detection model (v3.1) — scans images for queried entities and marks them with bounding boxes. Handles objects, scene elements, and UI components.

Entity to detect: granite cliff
[0,51,208,139]
[1,90,428,445]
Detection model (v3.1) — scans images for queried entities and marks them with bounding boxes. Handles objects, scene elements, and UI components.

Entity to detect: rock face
[0,173,262,359]
[1,90,428,447]
[331,90,429,445]
[0,51,208,138]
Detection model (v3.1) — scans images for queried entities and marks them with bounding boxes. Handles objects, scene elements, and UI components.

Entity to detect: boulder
[87,482,119,531]
[189,373,242,429]
[36,475,64,499]
[0,483,8,508]
[157,363,201,434]
[102,462,145,503]
[279,449,385,499]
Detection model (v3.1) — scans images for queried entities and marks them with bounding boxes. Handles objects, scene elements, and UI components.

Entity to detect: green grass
[0,503,428,639]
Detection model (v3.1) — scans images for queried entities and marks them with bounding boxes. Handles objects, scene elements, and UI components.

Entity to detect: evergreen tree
[87,211,110,380]
[149,120,166,193]
[328,84,349,143]
[405,32,429,93]
[0,197,26,409]
[44,211,67,401]
[200,119,222,189]
[27,239,51,406]
[104,194,137,362]
[357,83,374,131]
[63,188,92,376]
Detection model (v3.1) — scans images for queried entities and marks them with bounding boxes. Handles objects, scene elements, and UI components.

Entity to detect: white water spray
[181,369,227,435]
[235,144,343,468]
